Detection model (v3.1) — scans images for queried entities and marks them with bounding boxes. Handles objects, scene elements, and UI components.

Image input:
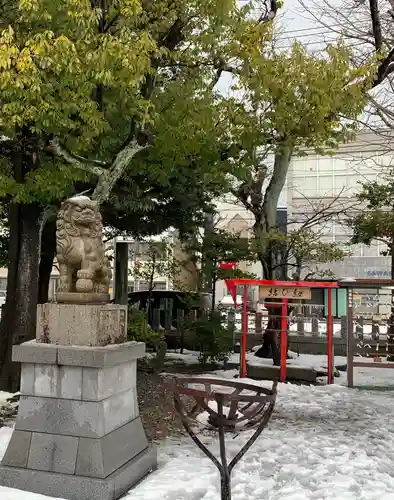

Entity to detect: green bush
[127,309,164,344]
[128,309,167,373]
[186,311,232,366]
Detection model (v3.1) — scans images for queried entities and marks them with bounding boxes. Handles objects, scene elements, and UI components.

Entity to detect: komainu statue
[56,196,111,298]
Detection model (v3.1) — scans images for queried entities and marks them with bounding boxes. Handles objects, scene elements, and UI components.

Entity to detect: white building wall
[113,234,174,293]
[287,129,394,279]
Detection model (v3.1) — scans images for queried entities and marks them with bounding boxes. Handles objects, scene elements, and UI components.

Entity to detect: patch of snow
[246,352,347,372]
[127,379,394,500]
[0,392,14,404]
[165,350,202,365]
[70,195,91,201]
[195,400,245,429]
[0,426,12,461]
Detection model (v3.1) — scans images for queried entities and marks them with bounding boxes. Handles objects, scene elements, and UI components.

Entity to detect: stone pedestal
[0,341,157,500]
[36,303,127,346]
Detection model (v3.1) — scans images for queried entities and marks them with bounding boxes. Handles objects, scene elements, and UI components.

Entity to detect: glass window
[333,174,347,195]
[318,175,333,195]
[350,243,362,257]
[345,173,362,196]
[362,242,379,257]
[304,176,318,197]
[304,161,317,175]
[138,281,149,291]
[0,278,7,290]
[293,176,318,197]
[332,158,347,173]
[333,224,350,237]
[291,158,305,174]
[153,281,167,291]
[318,157,333,172]
[133,242,168,261]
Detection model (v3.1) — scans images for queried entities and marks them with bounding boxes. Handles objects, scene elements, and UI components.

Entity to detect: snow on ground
[246,351,347,374]
[0,392,14,405]
[166,349,346,374]
[2,366,394,499]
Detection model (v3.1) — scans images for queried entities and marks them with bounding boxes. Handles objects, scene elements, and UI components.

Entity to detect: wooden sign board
[259,286,312,300]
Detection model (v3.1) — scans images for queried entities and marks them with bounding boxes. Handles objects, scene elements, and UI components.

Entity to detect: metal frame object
[228,279,338,384]
[169,376,277,500]
[340,279,394,387]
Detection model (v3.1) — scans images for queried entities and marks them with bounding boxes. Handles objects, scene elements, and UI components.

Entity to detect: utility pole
[114,238,129,306]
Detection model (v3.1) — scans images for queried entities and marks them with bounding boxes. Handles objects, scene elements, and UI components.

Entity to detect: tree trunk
[38,218,56,304]
[254,301,281,365]
[211,272,217,310]
[0,202,42,392]
[202,212,214,294]
[253,146,293,365]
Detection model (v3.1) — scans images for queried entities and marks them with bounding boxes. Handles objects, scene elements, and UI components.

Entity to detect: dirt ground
[137,370,188,441]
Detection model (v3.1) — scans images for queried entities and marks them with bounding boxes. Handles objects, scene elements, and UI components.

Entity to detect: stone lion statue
[56,196,111,296]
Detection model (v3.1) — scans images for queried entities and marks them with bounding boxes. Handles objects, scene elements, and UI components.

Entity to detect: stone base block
[36,303,127,346]
[0,341,156,500]
[0,445,156,500]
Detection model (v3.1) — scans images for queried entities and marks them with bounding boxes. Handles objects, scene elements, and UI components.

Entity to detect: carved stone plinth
[0,341,157,500]
[36,303,127,346]
[56,292,110,305]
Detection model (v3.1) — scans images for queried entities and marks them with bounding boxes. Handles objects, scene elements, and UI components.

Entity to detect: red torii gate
[227,279,339,384]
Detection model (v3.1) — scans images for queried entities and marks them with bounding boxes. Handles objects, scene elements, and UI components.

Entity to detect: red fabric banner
[219,262,238,307]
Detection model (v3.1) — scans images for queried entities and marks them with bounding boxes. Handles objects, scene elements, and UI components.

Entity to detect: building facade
[214,186,288,305]
[287,129,394,280]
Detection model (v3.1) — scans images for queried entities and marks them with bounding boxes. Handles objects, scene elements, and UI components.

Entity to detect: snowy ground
[2,364,394,499]
[165,349,346,375]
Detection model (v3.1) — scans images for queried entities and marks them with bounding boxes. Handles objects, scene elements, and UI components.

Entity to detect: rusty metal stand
[170,377,278,500]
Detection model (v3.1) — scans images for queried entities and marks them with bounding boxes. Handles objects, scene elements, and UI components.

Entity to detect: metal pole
[347,288,354,388]
[327,288,333,384]
[114,241,129,306]
[280,298,288,383]
[241,285,248,378]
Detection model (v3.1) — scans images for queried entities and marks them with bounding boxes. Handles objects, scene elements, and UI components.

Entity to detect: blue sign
[366,270,391,277]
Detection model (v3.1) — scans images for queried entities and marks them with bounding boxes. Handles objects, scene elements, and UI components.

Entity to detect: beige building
[111,232,199,295]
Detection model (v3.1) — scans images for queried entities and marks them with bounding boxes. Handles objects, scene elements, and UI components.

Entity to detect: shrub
[127,308,163,344]
[128,308,167,373]
[186,311,232,366]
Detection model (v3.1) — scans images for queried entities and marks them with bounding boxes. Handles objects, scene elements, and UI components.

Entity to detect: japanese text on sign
[259,286,312,300]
